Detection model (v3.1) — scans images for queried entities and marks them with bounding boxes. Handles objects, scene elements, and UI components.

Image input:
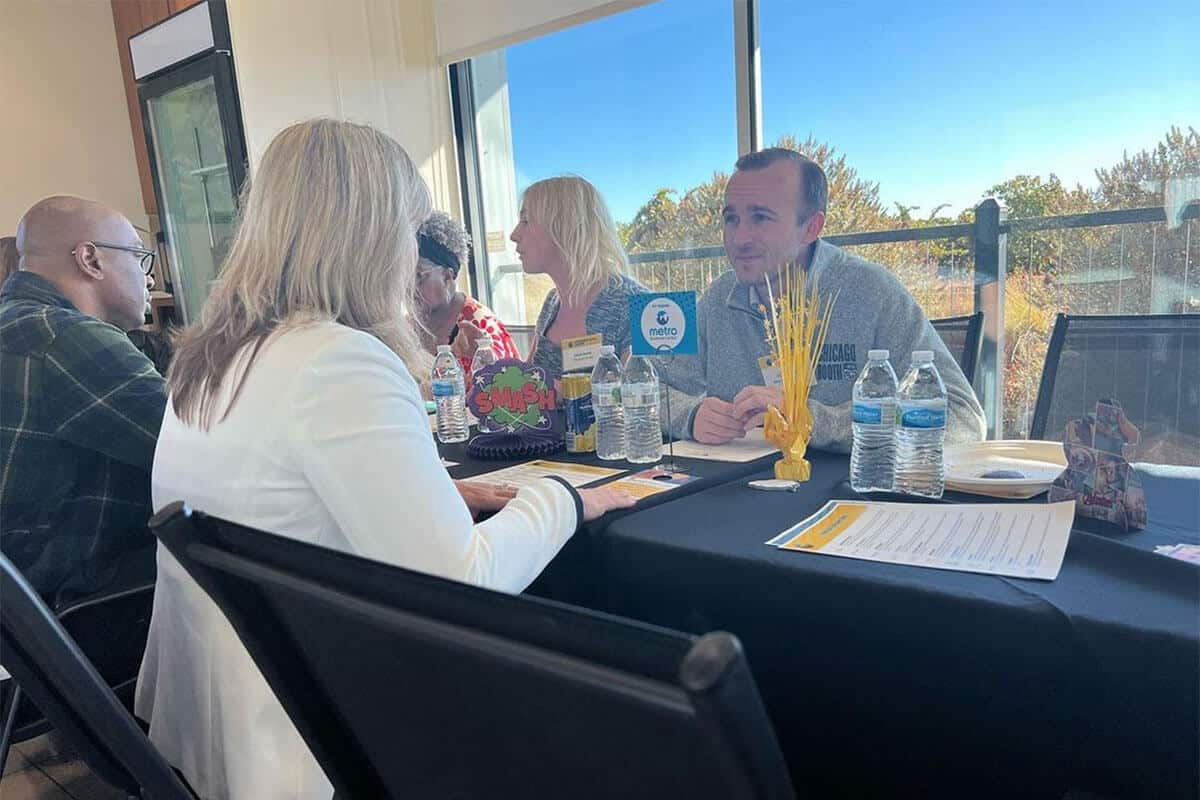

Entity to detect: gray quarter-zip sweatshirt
[657,239,986,451]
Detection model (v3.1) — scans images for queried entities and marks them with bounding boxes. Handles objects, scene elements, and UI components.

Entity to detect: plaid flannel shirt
[0,272,167,606]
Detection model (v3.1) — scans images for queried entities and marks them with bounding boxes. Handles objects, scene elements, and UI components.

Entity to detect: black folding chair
[930,311,984,384]
[0,554,193,799]
[1031,313,1200,465]
[150,502,795,800]
[1,580,155,755]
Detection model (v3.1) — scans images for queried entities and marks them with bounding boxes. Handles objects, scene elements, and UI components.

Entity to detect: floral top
[451,296,520,373]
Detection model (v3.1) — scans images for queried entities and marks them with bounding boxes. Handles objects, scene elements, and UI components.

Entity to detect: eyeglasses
[71,241,156,276]
[416,267,448,283]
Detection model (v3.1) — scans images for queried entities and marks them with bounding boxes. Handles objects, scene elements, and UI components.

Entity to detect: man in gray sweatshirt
[659,148,986,451]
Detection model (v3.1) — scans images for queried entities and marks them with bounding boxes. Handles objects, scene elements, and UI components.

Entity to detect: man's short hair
[734,147,829,221]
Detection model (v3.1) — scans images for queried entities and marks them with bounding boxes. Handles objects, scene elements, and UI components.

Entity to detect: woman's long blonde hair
[168,118,432,428]
[521,175,628,306]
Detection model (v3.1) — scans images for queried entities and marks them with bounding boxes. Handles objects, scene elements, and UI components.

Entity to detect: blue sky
[503,0,1198,226]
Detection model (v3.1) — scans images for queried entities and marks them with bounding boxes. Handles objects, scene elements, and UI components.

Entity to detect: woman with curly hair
[416,211,519,372]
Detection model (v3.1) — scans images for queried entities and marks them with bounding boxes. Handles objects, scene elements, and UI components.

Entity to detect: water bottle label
[592,382,622,407]
[623,383,657,407]
[852,401,884,424]
[898,400,946,429]
[431,379,460,398]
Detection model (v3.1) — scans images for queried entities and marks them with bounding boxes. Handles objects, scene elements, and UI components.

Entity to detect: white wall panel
[435,0,655,63]
[0,0,147,232]
[226,0,459,212]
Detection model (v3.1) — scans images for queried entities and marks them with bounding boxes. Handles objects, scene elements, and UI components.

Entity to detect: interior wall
[225,0,459,214]
[0,0,148,234]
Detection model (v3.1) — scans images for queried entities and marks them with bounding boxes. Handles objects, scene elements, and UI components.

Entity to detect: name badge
[561,333,604,373]
[757,355,783,388]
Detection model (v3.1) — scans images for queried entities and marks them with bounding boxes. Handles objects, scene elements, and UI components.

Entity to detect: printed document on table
[667,427,777,463]
[766,500,1076,580]
[607,467,700,499]
[462,460,624,490]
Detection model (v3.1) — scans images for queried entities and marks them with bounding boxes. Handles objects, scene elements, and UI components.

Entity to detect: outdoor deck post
[973,198,1005,438]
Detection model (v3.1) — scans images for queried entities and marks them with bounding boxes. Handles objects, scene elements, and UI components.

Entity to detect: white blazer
[136,323,579,800]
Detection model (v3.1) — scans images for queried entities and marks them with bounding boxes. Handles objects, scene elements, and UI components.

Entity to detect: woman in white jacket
[135,119,633,800]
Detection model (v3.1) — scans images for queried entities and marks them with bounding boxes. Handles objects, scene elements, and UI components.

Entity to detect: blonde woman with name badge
[510,176,646,385]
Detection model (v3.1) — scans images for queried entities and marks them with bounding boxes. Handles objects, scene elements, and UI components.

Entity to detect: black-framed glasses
[72,241,156,275]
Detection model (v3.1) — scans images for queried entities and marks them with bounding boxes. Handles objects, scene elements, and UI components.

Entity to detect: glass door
[140,53,246,324]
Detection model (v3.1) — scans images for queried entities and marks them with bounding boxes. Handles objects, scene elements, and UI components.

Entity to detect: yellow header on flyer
[527,460,617,477]
[779,502,868,551]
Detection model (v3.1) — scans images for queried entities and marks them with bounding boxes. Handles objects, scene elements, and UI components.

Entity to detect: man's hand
[455,480,517,517]
[692,397,747,444]
[732,385,783,431]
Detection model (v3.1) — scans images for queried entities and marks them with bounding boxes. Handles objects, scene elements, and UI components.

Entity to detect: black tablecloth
[583,453,1200,799]
[440,441,776,604]
[440,439,1199,798]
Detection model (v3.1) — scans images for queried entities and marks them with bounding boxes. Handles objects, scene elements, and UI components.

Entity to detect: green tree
[620,135,892,253]
[1094,125,1199,209]
[985,174,1094,220]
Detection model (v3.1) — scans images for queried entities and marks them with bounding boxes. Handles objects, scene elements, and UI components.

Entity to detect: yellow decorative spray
[762,263,837,481]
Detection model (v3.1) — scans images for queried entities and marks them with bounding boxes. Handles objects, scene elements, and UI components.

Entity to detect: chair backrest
[1031,313,1200,466]
[8,582,156,743]
[0,554,193,800]
[150,502,795,800]
[930,311,984,384]
[57,583,155,698]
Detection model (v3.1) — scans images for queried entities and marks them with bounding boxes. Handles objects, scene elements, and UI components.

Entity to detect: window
[761,0,1199,437]
[459,0,736,327]
[454,0,1197,443]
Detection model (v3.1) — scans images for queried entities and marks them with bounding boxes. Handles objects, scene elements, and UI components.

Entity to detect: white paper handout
[667,427,777,463]
[766,500,1075,581]
[461,460,624,491]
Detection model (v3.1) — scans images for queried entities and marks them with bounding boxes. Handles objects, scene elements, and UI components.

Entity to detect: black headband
[418,234,461,277]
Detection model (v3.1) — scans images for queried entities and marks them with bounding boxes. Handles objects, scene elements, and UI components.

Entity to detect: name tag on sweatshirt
[757,355,783,388]
[562,333,603,373]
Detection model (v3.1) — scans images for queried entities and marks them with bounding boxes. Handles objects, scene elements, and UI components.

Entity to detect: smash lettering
[474,383,556,415]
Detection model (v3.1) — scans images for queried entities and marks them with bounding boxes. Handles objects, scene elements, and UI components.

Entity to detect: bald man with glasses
[1,195,166,605]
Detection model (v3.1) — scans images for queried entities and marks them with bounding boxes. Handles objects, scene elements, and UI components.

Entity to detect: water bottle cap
[437,345,452,354]
[600,345,615,354]
[868,349,889,360]
[911,350,934,362]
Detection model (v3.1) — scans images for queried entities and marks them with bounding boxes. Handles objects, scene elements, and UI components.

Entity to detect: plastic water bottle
[622,356,662,464]
[432,344,468,443]
[893,350,947,498]
[850,349,898,493]
[469,336,496,383]
[591,345,625,461]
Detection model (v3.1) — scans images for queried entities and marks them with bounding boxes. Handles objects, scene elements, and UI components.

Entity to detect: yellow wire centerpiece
[761,263,838,482]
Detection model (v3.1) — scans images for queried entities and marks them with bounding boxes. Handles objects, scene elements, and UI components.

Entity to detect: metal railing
[622,199,1200,438]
